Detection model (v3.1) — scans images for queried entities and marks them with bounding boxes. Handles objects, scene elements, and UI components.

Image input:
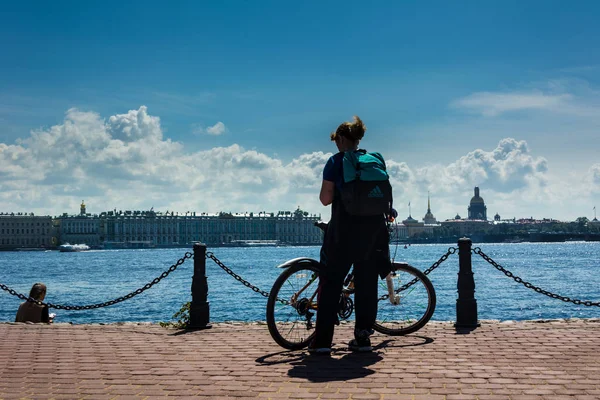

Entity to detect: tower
[80,200,86,216]
[423,192,437,224]
[467,187,487,220]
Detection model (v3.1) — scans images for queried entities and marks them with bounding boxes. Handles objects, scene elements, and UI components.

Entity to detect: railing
[2,238,599,330]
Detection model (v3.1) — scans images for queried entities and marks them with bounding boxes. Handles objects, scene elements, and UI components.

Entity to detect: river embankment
[1,319,599,399]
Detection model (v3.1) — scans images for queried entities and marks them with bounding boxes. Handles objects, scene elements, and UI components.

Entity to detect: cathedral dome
[468,186,488,220]
[469,186,485,204]
[470,195,485,204]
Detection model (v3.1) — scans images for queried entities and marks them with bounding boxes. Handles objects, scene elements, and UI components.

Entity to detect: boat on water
[59,243,91,252]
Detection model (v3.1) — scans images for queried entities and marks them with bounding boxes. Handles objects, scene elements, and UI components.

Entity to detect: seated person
[15,283,51,323]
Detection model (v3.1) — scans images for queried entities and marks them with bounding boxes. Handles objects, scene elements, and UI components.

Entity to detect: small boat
[59,243,91,252]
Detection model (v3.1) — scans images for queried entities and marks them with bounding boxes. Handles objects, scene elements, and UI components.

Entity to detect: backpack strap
[368,151,393,216]
[347,150,367,180]
[369,152,387,170]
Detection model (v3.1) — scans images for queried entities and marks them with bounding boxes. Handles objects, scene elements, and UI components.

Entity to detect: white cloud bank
[1,106,598,221]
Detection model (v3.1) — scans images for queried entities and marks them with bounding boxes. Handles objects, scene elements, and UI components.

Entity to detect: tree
[576,216,589,225]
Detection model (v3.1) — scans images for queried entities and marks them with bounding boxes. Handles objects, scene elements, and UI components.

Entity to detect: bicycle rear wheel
[266,260,320,350]
[373,262,436,336]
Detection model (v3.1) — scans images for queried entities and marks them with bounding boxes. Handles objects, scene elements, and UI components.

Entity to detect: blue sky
[1,1,599,221]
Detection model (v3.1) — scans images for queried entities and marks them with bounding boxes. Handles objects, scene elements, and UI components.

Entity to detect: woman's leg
[313,251,352,348]
[352,258,379,333]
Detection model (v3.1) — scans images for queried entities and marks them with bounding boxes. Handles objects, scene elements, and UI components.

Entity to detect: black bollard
[189,243,212,329]
[455,237,479,330]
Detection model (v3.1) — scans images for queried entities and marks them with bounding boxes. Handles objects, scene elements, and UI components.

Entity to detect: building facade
[0,213,56,250]
[57,201,102,246]
[97,206,322,247]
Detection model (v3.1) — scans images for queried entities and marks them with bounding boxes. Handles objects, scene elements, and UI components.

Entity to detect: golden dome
[470,196,485,204]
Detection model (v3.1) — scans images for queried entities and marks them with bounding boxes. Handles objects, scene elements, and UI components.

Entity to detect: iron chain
[473,247,600,307]
[0,252,193,310]
[205,252,276,301]
[378,246,457,301]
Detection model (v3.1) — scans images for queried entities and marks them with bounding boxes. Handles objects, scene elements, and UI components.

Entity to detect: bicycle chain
[473,247,600,307]
[0,252,193,310]
[378,247,457,301]
[205,252,290,305]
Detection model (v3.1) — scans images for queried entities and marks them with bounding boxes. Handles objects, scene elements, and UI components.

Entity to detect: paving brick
[0,320,599,400]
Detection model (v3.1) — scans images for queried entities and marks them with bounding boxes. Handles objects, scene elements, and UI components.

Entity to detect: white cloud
[588,164,600,193]
[206,122,226,135]
[194,121,227,136]
[0,106,597,221]
[452,91,571,116]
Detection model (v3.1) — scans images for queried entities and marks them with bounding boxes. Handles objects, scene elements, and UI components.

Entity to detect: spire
[427,191,431,212]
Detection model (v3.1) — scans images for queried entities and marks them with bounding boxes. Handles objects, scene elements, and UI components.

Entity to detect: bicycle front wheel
[266,261,320,350]
[373,262,436,336]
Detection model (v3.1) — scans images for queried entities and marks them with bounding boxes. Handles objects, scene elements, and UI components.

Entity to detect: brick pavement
[0,319,599,400]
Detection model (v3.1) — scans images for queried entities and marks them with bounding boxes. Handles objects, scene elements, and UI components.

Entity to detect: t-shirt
[322,152,344,191]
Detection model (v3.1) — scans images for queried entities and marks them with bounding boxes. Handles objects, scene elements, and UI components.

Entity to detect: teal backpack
[340,150,393,216]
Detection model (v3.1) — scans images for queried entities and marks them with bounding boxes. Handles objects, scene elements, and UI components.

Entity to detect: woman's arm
[41,305,49,323]
[319,180,335,206]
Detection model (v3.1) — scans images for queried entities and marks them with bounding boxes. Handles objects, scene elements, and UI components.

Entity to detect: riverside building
[57,201,102,246]
[390,195,441,239]
[0,212,56,250]
[98,206,322,247]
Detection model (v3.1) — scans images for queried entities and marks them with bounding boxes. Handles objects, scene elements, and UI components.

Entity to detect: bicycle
[266,223,436,350]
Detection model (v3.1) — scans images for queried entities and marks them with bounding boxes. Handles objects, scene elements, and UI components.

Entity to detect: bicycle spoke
[374,263,436,336]
[267,263,320,349]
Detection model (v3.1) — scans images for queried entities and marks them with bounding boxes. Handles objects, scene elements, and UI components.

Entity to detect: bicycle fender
[276,257,320,269]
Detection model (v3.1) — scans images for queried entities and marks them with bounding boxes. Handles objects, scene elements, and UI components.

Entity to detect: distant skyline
[1,1,599,221]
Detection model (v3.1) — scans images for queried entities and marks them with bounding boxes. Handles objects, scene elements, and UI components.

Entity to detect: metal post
[455,237,479,330]
[189,243,211,329]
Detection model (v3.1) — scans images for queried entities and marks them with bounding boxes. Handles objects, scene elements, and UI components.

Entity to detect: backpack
[340,149,393,216]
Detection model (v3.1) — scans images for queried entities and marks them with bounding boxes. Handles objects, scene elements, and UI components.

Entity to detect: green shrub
[159,301,190,328]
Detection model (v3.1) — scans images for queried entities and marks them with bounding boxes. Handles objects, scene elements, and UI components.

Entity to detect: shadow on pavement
[168,326,214,336]
[255,336,434,381]
[287,352,383,382]
[375,335,434,348]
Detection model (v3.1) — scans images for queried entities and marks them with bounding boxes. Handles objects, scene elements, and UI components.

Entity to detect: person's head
[29,283,46,301]
[330,115,366,152]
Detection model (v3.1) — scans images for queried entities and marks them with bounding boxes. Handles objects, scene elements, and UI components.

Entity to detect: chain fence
[378,246,457,301]
[473,246,600,308]
[0,252,193,310]
[205,251,272,299]
[205,247,458,304]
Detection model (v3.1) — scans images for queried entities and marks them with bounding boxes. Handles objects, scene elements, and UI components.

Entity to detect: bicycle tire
[266,260,321,350]
[373,262,436,336]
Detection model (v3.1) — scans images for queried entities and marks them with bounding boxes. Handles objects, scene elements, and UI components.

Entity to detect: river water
[1,242,599,324]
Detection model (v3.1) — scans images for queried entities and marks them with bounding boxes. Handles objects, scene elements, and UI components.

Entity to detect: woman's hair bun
[347,115,366,141]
